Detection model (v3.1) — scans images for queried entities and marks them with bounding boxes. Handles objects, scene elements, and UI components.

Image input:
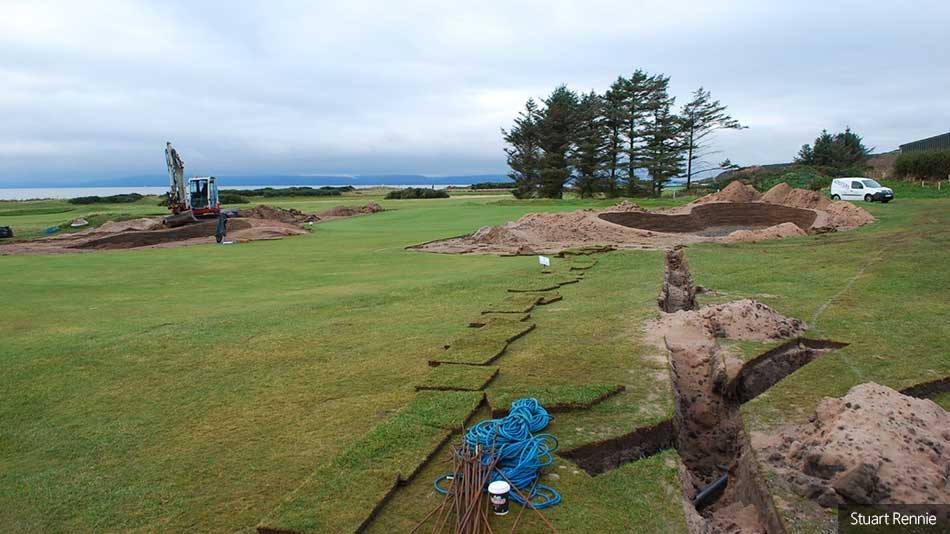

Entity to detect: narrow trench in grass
[558,249,849,533]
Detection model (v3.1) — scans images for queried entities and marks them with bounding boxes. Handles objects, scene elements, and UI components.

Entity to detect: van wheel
[864,194,873,202]
[832,194,841,200]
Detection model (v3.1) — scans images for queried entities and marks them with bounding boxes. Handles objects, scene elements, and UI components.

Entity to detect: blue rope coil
[434,398,561,509]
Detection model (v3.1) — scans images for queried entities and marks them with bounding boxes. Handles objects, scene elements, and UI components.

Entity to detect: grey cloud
[1,0,947,184]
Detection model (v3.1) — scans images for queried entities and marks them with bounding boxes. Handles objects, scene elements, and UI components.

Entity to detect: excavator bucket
[164,210,197,228]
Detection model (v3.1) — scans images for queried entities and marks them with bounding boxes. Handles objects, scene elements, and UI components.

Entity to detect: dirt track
[412,182,875,255]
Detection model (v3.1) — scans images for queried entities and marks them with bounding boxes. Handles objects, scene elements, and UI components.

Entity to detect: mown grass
[0,194,685,532]
[1,192,947,533]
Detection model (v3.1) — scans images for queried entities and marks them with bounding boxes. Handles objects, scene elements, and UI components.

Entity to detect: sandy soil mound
[821,200,876,229]
[413,183,874,255]
[648,299,807,347]
[317,202,383,218]
[723,222,807,243]
[693,181,762,204]
[413,202,699,255]
[755,383,950,507]
[97,217,165,233]
[760,183,832,210]
[240,205,319,224]
[611,200,646,212]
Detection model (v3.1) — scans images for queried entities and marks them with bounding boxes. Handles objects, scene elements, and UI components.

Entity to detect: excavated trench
[560,249,848,533]
[727,339,849,404]
[899,376,950,399]
[599,203,818,236]
[658,247,697,313]
[560,419,675,476]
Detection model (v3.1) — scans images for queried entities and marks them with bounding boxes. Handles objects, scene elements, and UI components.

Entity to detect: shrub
[893,150,950,181]
[68,193,144,205]
[221,186,354,198]
[756,167,831,192]
[384,188,450,199]
[470,181,516,189]
[218,191,249,204]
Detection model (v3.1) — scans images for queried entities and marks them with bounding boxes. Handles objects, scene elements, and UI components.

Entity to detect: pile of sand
[97,217,165,233]
[755,383,950,507]
[611,200,646,212]
[821,200,876,228]
[648,299,807,346]
[317,202,384,218]
[760,183,831,210]
[693,181,763,204]
[722,222,807,243]
[237,202,383,224]
[239,205,319,224]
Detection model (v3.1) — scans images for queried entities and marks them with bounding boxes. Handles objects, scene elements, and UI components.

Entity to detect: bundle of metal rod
[414,437,558,534]
[414,440,499,534]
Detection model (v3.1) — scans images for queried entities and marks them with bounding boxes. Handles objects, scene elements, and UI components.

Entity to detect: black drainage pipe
[693,473,729,510]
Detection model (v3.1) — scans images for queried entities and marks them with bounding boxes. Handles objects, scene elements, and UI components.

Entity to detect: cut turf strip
[428,322,536,366]
[258,391,484,534]
[568,258,597,270]
[481,293,544,313]
[467,312,530,328]
[415,365,499,391]
[557,244,615,256]
[534,291,562,305]
[487,384,625,417]
[506,282,561,292]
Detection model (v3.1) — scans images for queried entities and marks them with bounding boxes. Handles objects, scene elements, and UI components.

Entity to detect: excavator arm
[165,142,187,213]
[163,142,197,227]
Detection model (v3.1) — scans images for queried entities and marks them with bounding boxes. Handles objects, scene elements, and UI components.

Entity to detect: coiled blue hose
[434,398,561,509]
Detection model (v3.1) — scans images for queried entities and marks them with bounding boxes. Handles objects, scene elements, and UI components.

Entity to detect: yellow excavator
[164,142,221,227]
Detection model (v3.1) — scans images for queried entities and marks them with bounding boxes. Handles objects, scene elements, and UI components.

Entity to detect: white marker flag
[538,255,551,267]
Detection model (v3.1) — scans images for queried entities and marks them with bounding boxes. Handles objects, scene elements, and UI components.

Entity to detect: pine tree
[795,128,869,169]
[641,79,683,196]
[620,70,655,195]
[602,78,627,197]
[679,87,744,190]
[572,91,608,198]
[502,98,543,199]
[536,85,579,198]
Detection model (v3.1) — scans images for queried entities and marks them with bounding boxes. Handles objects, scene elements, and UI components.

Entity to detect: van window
[851,181,864,189]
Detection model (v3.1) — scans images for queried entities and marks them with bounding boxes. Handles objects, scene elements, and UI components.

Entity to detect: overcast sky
[1,0,947,184]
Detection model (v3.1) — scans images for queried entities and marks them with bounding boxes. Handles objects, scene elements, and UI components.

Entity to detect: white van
[831,178,893,203]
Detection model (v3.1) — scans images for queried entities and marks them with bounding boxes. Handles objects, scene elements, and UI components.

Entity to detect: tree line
[502,70,744,198]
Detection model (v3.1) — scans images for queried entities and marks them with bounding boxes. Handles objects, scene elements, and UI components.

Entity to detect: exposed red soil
[753,383,950,507]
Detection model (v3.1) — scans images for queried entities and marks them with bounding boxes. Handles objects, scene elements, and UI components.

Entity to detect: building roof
[900,132,950,152]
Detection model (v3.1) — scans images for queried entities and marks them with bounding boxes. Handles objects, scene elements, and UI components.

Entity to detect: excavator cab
[188,176,219,216]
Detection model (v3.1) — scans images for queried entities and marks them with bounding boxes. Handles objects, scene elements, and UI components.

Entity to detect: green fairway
[1,191,948,533]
